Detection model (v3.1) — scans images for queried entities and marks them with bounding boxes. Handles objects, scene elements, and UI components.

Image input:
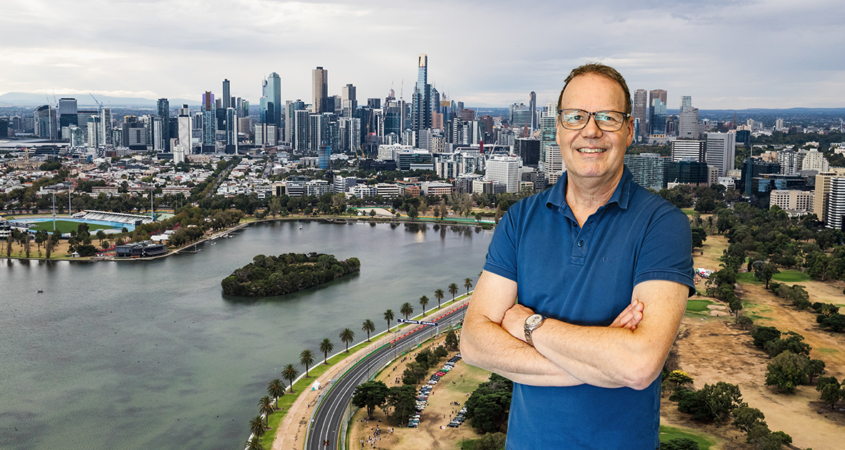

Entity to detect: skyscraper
[202,92,216,151]
[226,108,237,147]
[649,98,667,136]
[342,84,357,118]
[412,54,431,146]
[529,91,537,130]
[678,96,699,139]
[101,107,112,146]
[157,98,170,151]
[312,67,328,114]
[222,79,231,109]
[632,89,648,138]
[260,73,282,129]
[175,105,191,163]
[705,132,736,177]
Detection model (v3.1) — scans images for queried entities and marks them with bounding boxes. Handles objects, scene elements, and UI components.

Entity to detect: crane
[89,93,103,116]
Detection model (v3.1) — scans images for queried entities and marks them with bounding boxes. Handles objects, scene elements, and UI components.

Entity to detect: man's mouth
[576,148,607,154]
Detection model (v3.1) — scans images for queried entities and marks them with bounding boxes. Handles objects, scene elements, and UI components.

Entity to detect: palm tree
[400,302,413,320]
[282,364,298,393]
[245,436,264,450]
[434,289,444,310]
[464,278,473,295]
[384,309,395,333]
[362,319,375,342]
[319,338,334,364]
[300,349,314,378]
[419,295,430,313]
[448,283,459,302]
[249,415,266,438]
[267,379,284,409]
[339,328,355,352]
[258,396,274,426]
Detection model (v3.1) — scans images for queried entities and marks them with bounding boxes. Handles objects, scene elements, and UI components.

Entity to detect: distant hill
[0,92,201,108]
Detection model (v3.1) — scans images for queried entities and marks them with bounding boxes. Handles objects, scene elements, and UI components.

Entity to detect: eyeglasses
[557,109,630,131]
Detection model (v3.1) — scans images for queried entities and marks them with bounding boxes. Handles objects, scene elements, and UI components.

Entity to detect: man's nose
[580,115,603,138]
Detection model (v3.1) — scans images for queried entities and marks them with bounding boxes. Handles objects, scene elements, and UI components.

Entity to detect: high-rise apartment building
[222,79,231,109]
[201,92,216,150]
[802,149,829,172]
[312,67,328,114]
[34,105,57,140]
[294,110,310,152]
[175,105,192,163]
[705,132,736,177]
[624,153,665,190]
[225,108,237,148]
[529,91,537,130]
[101,107,113,146]
[58,98,78,139]
[649,98,667,136]
[412,54,431,146]
[670,139,706,162]
[826,178,845,230]
[485,156,521,193]
[156,99,170,151]
[87,116,100,148]
[342,84,357,118]
[678,96,699,139]
[632,89,648,139]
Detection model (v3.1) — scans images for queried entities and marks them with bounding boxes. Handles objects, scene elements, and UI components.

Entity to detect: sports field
[28,220,113,234]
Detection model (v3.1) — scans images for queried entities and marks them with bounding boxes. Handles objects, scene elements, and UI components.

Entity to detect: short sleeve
[483,207,519,282]
[633,205,696,297]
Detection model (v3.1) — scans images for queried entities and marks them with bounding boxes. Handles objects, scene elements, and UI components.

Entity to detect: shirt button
[578,240,584,247]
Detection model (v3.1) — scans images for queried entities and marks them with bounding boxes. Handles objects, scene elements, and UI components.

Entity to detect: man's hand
[502,299,644,343]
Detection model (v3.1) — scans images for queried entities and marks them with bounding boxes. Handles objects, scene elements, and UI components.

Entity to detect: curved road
[306,305,467,450]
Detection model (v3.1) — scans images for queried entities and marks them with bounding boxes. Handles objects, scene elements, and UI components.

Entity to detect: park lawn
[771,270,811,282]
[817,347,840,354]
[743,300,773,322]
[686,299,715,312]
[29,220,113,234]
[659,425,717,450]
[681,208,696,216]
[736,272,763,285]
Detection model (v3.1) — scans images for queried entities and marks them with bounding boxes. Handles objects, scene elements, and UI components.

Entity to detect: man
[461,63,694,449]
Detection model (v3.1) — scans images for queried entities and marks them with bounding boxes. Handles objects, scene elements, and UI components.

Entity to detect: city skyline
[1,0,844,109]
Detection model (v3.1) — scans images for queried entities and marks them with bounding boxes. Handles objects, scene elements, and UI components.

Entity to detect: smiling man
[461,63,695,449]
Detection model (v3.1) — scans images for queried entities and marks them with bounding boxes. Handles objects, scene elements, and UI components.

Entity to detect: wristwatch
[524,314,545,347]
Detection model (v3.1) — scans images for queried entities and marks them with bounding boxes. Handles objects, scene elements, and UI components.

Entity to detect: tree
[319,338,334,364]
[258,396,274,426]
[96,229,106,247]
[362,319,375,342]
[763,331,811,358]
[419,295,429,313]
[765,351,809,393]
[445,329,459,350]
[300,349,314,378]
[806,358,826,383]
[434,288,444,310]
[249,415,266,438]
[731,406,766,433]
[465,373,513,433]
[400,302,413,320]
[267,379,285,409]
[819,378,842,410]
[384,309,394,333]
[282,363,298,392]
[672,382,743,423]
[448,282,459,302]
[386,385,417,424]
[690,227,707,252]
[753,260,779,289]
[339,328,354,352]
[659,438,699,450]
[736,315,753,330]
[464,277,473,294]
[369,209,376,218]
[351,380,390,420]
[751,326,782,349]
[245,436,264,450]
[666,370,694,388]
[475,432,508,450]
[407,205,418,220]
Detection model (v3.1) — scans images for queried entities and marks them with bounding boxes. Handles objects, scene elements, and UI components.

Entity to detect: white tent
[311,380,321,391]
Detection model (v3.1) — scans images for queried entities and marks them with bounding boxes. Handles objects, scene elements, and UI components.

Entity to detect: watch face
[526,314,543,327]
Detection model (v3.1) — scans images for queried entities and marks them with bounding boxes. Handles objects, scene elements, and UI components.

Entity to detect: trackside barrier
[302,294,473,450]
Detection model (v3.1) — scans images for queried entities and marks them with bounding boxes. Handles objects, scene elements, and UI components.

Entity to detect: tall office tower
[430,87,440,122]
[312,67,328,114]
[412,54,431,146]
[815,173,836,223]
[156,98,170,151]
[226,108,237,146]
[153,118,163,151]
[34,105,58,140]
[705,132,736,177]
[201,92,216,150]
[175,105,191,163]
[826,178,845,230]
[632,89,648,138]
[649,98,667,136]
[294,110,310,152]
[285,99,305,146]
[342,84,357,118]
[87,116,101,148]
[649,89,667,112]
[309,114,324,152]
[101,107,113,146]
[486,156,521,193]
[222,79,231,109]
[623,153,666,190]
[58,98,78,139]
[261,72,282,128]
[367,98,381,109]
[510,103,532,128]
[529,91,537,130]
[678,96,699,139]
[670,139,706,162]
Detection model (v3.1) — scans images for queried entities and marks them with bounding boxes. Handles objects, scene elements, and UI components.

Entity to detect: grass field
[659,425,717,450]
[681,208,696,216]
[736,272,763,285]
[771,270,811,282]
[28,220,113,234]
[686,299,715,312]
[817,347,840,354]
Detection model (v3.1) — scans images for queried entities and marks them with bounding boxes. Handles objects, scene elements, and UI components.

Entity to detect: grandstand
[75,211,154,226]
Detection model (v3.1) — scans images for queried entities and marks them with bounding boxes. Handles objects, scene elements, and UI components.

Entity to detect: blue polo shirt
[483,167,695,450]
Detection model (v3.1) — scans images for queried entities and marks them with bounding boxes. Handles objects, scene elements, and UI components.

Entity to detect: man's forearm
[461,318,584,387]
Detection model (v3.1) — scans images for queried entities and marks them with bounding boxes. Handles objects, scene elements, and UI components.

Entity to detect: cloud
[1,0,843,108]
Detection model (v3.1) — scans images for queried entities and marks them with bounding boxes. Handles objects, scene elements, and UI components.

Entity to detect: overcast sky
[2,0,843,109]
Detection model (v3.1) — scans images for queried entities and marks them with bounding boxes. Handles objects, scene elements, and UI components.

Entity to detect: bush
[660,437,699,450]
[672,382,743,423]
[821,313,845,332]
[474,432,507,450]
[736,315,754,330]
[765,351,809,393]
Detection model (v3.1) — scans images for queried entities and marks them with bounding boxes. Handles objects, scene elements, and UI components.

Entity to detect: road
[305,305,467,450]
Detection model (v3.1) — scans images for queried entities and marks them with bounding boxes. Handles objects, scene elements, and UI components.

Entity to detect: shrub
[660,438,699,450]
[765,351,809,393]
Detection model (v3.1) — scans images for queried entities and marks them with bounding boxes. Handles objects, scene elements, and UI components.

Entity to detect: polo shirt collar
[547,166,635,212]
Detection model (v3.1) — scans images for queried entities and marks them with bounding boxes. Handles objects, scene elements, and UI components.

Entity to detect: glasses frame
[557,109,631,132]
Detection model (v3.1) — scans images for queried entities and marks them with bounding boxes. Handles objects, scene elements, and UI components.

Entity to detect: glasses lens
[595,111,624,131]
[560,109,587,129]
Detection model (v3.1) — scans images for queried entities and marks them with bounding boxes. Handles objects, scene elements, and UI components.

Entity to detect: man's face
[555,73,633,184]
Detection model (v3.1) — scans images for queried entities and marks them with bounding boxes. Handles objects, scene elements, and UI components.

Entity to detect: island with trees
[221,253,361,297]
